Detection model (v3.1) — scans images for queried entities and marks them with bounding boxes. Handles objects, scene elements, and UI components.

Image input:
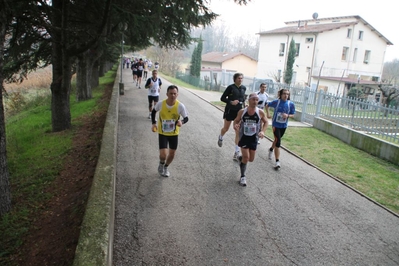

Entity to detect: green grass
[265,125,399,214]
[159,72,201,90]
[169,73,399,215]
[0,66,117,263]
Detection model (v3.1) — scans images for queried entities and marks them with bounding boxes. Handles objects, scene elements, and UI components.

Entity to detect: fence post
[210,71,213,91]
[301,86,310,122]
[316,90,324,117]
[221,69,226,86]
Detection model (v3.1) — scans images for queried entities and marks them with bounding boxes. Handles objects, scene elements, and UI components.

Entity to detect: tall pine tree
[190,35,203,78]
[284,38,296,85]
[190,44,198,76]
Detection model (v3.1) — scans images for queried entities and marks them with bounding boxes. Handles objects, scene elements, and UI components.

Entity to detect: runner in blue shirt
[266,89,295,169]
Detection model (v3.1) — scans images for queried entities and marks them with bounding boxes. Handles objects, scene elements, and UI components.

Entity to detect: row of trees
[0,0,252,216]
[381,59,399,107]
[191,23,259,60]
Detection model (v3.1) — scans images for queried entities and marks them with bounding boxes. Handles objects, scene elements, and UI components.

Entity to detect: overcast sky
[209,0,398,62]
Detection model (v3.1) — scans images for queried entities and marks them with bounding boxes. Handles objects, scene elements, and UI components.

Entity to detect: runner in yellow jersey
[151,85,189,177]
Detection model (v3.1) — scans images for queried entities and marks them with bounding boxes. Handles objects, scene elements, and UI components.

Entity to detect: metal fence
[176,71,279,94]
[287,86,399,144]
[176,72,399,144]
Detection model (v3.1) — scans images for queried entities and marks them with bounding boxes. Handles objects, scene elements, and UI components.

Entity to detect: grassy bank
[1,66,116,265]
[163,73,399,215]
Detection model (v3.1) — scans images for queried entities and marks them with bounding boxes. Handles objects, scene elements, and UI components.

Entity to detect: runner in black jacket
[218,73,247,161]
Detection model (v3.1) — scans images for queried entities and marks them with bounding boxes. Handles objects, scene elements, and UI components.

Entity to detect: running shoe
[240,176,247,186]
[268,150,273,160]
[162,167,170,177]
[148,114,151,119]
[233,151,240,161]
[275,161,281,169]
[158,164,164,175]
[217,137,223,147]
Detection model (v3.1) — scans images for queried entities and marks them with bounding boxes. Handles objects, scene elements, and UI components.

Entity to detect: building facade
[257,15,393,100]
[201,52,257,77]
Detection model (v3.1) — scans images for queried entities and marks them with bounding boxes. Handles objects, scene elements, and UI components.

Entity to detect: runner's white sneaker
[162,167,170,177]
[233,151,240,161]
[158,164,164,175]
[240,176,247,186]
[275,161,281,169]
[268,150,273,160]
[218,137,223,147]
[148,114,151,119]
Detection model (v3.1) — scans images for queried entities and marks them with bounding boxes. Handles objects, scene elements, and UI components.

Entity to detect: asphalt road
[113,69,399,265]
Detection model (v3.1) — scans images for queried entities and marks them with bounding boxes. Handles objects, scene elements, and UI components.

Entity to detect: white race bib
[243,122,257,136]
[162,119,175,132]
[276,112,287,123]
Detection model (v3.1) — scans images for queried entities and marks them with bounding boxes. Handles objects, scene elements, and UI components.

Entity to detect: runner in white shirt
[255,83,272,143]
[145,70,163,118]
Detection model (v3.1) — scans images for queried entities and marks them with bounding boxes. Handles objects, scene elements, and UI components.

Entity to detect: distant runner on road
[145,70,162,119]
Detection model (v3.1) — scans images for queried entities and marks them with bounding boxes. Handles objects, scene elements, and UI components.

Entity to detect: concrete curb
[73,66,120,266]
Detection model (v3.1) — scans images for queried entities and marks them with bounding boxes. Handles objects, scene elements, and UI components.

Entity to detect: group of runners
[133,68,295,187]
[217,73,295,186]
[126,57,159,89]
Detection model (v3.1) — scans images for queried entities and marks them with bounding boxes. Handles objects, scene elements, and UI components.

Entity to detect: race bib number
[276,112,287,123]
[243,122,257,136]
[150,88,157,94]
[162,119,175,132]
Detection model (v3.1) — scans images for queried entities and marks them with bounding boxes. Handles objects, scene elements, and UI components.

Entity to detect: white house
[188,52,258,90]
[257,15,393,100]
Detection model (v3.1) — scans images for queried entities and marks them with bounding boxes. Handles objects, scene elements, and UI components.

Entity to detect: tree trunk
[50,39,72,132]
[0,15,12,216]
[91,60,99,89]
[49,0,72,132]
[76,52,91,101]
[0,85,11,217]
[89,48,104,90]
[98,57,105,77]
[106,61,113,71]
[76,48,103,101]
